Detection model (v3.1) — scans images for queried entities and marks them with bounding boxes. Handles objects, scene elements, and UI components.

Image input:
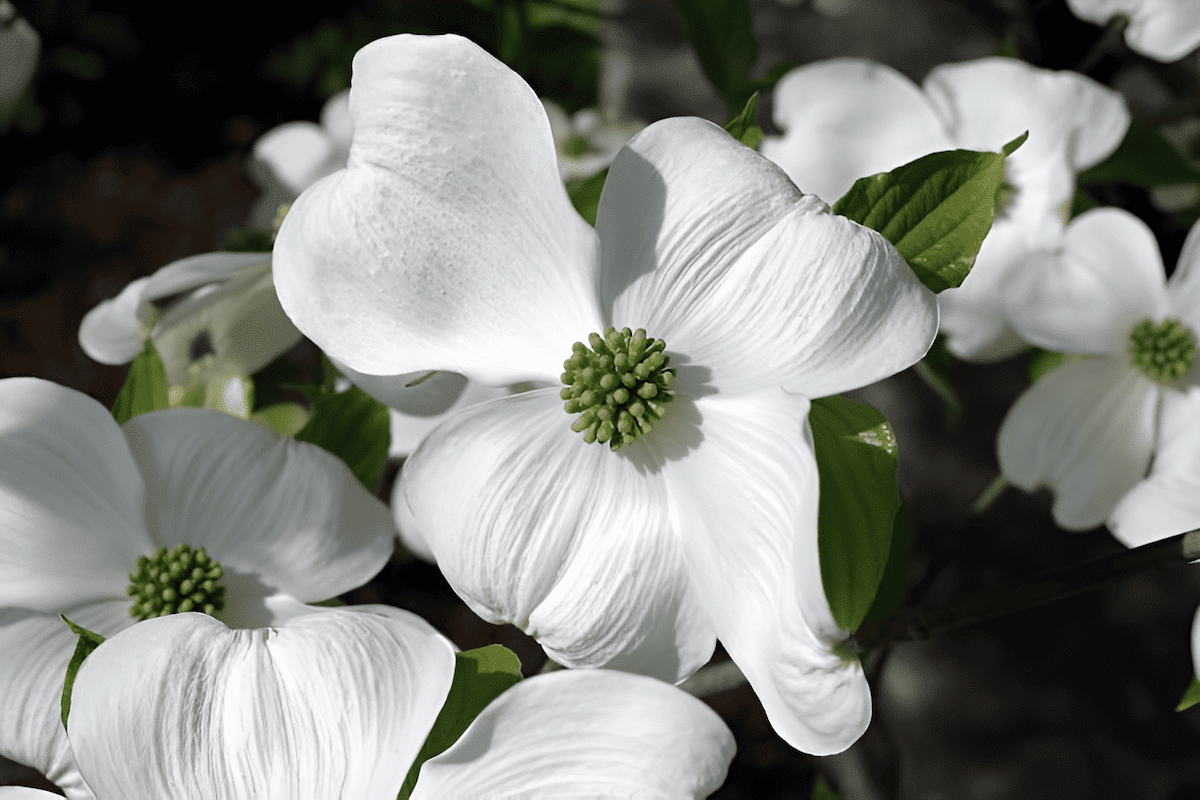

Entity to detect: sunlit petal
[411,670,735,799]
[121,409,393,620]
[998,357,1158,530]
[273,34,603,385]
[68,607,455,800]
[0,379,151,610]
[400,390,715,682]
[760,58,950,204]
[602,117,936,398]
[660,388,871,755]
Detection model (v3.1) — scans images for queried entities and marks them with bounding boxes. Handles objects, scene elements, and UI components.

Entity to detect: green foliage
[293,384,391,494]
[398,645,524,799]
[60,615,105,730]
[221,227,275,253]
[671,0,790,118]
[723,91,763,150]
[1028,349,1073,383]
[913,335,962,430]
[812,776,844,800]
[832,134,1027,293]
[810,396,901,631]
[567,166,608,226]
[994,31,1020,59]
[1177,677,1200,712]
[1079,121,1200,189]
[111,339,171,424]
[863,503,913,622]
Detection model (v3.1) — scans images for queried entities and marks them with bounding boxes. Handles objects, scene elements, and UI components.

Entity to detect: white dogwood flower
[760,57,1129,361]
[1066,0,1200,61]
[998,208,1200,530]
[272,33,938,754]
[0,378,394,797]
[63,609,734,799]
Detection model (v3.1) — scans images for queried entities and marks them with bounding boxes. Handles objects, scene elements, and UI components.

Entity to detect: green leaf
[111,339,171,424]
[398,645,523,800]
[723,91,763,150]
[1079,121,1200,189]
[832,134,1026,293]
[912,335,962,430]
[671,0,758,117]
[810,396,901,631]
[293,386,390,493]
[812,775,844,800]
[994,30,1020,59]
[60,615,106,730]
[567,167,608,226]
[1178,677,1200,712]
[1028,349,1073,383]
[221,227,275,253]
[863,503,913,622]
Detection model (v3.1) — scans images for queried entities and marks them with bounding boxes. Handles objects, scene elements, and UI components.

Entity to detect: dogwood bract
[62,608,734,799]
[78,251,302,416]
[272,33,938,754]
[1065,0,1200,61]
[0,378,393,797]
[760,57,1129,362]
[998,208,1200,530]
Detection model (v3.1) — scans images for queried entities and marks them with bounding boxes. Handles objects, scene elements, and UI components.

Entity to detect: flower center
[1128,316,1196,383]
[560,326,675,450]
[127,544,225,621]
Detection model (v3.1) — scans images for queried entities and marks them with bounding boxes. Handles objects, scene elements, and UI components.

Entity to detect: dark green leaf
[812,775,844,800]
[567,167,608,226]
[994,30,1020,59]
[1178,678,1200,712]
[832,134,1027,293]
[758,60,795,92]
[1028,349,1072,383]
[293,386,390,493]
[671,0,758,116]
[222,227,275,253]
[912,335,962,430]
[111,339,171,424]
[398,645,523,800]
[810,396,901,631]
[723,91,763,150]
[1070,187,1100,219]
[863,503,913,622]
[60,615,105,730]
[1079,121,1200,188]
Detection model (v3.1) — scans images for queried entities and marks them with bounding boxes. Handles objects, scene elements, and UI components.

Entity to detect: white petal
[660,388,871,755]
[1068,0,1200,61]
[273,34,603,385]
[0,379,152,610]
[601,117,937,398]
[120,409,393,623]
[1005,208,1169,355]
[760,59,951,204]
[411,670,735,799]
[0,13,38,106]
[320,89,354,148]
[77,277,151,365]
[253,122,345,197]
[68,607,455,800]
[399,390,715,682]
[1167,216,1200,333]
[0,600,132,800]
[924,58,1129,210]
[140,251,274,303]
[0,789,68,799]
[387,381,514,458]
[1110,388,1200,546]
[998,357,1158,530]
[151,262,302,385]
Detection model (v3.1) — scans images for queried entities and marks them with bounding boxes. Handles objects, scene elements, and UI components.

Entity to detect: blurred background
[4,0,1200,797]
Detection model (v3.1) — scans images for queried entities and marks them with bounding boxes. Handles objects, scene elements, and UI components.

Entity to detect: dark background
[4,1,1200,797]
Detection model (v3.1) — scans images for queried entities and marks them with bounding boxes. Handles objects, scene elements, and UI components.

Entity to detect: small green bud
[127,544,225,622]
[1129,317,1196,383]
[561,327,676,450]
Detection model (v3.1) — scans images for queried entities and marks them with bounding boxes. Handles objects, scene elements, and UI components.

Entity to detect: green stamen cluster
[561,326,675,450]
[127,545,225,621]
[1129,316,1196,383]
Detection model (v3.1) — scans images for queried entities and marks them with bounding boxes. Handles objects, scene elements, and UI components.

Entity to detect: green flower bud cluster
[1129,316,1196,383]
[127,544,225,621]
[561,326,675,450]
